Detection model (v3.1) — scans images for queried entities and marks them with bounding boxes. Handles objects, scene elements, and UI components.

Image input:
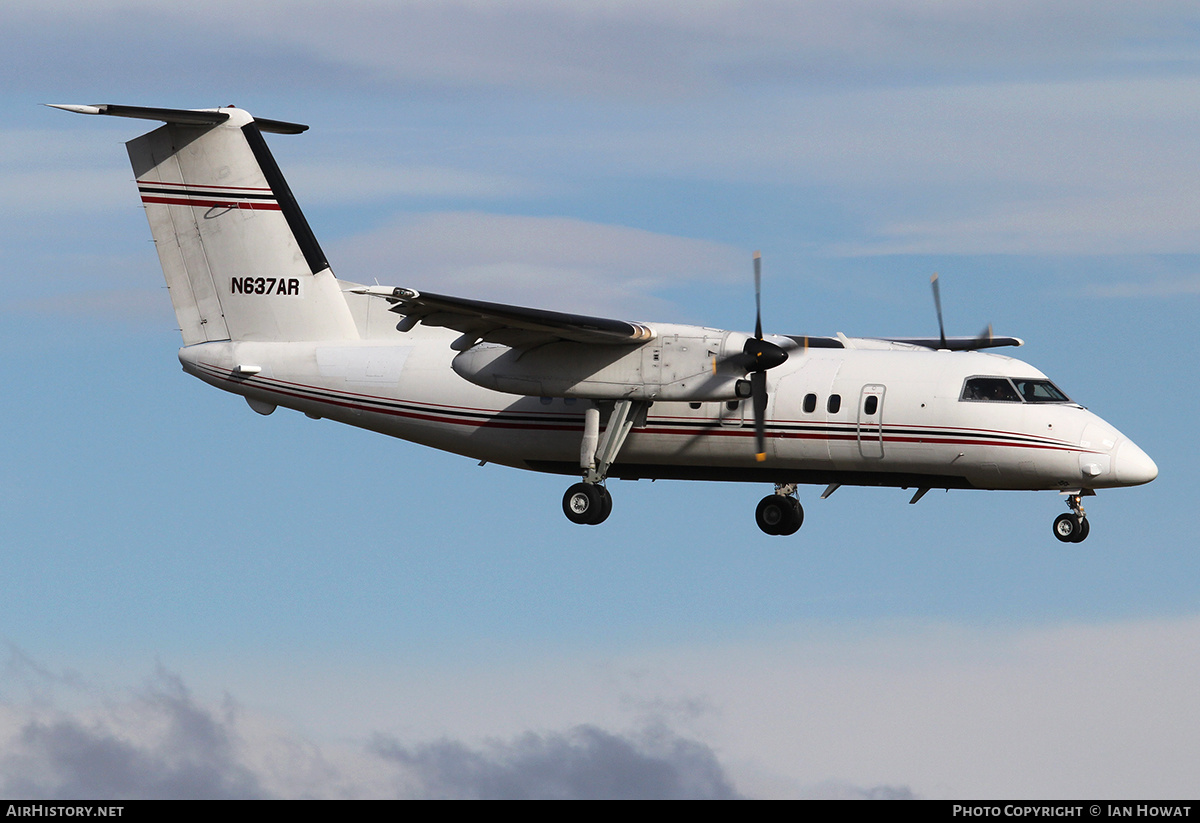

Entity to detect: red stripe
[140,195,281,211]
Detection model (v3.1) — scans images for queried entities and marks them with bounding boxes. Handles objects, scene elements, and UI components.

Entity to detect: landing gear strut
[755,483,803,536]
[1053,493,1090,543]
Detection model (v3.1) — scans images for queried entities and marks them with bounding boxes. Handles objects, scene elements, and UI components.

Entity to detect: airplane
[50,103,1158,542]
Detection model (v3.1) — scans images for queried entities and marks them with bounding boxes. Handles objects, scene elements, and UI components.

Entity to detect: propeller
[744,251,788,461]
[931,273,947,350]
[930,273,1002,351]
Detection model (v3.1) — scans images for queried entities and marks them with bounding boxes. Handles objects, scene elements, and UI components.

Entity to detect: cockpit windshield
[961,376,1071,404]
[1012,379,1071,403]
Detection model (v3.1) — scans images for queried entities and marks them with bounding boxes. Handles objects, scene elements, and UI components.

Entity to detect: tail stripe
[137,181,282,211]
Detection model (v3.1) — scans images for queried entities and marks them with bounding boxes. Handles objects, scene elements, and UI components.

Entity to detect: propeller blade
[931,273,947,350]
[742,250,781,462]
[751,370,767,461]
[753,251,763,340]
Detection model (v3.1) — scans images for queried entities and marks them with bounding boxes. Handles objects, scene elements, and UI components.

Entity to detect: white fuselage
[176,320,1157,494]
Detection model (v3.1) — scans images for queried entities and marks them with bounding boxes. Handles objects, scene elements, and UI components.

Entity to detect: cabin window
[689,402,702,409]
[827,394,841,414]
[726,400,740,411]
[864,395,878,415]
[960,377,1021,402]
[803,393,817,413]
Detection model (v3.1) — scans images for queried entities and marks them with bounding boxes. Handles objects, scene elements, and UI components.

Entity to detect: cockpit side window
[960,377,1021,402]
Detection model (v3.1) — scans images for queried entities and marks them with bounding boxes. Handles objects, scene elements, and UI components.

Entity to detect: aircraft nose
[1114,438,1158,486]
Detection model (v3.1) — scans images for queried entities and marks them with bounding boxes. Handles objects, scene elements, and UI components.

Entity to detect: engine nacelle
[452,324,755,401]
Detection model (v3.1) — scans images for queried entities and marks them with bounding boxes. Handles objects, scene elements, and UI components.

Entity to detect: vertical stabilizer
[107,106,358,343]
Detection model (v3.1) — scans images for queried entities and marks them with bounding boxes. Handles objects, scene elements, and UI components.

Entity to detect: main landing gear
[1052,493,1090,543]
[562,399,645,526]
[755,483,804,536]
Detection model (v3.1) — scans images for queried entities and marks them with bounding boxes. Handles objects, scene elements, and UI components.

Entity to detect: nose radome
[1115,439,1158,486]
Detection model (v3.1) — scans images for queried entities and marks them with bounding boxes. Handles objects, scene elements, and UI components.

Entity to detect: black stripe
[241,123,329,275]
[137,185,277,201]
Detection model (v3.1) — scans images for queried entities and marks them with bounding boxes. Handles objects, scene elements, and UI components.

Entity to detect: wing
[347,286,655,348]
[875,335,1023,351]
[779,334,1022,351]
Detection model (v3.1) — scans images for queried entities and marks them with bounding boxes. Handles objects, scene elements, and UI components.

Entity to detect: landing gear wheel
[756,495,802,536]
[563,483,611,525]
[1053,513,1088,543]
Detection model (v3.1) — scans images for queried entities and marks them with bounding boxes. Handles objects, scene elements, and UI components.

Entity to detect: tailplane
[51,104,358,344]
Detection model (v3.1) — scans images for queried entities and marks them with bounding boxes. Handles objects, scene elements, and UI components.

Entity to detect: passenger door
[857,384,885,458]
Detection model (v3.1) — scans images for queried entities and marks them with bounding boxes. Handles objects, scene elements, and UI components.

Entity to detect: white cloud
[289,163,543,204]
[835,192,1200,256]
[1086,276,1200,298]
[329,211,746,317]
[12,1,1200,99]
[0,127,131,214]
[22,5,1200,256]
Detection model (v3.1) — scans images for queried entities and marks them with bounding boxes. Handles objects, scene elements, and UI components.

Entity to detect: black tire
[595,485,613,525]
[563,483,607,525]
[1071,516,1090,543]
[778,497,804,536]
[755,495,788,535]
[1053,513,1079,543]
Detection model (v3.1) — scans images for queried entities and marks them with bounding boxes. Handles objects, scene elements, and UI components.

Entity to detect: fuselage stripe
[190,361,1099,456]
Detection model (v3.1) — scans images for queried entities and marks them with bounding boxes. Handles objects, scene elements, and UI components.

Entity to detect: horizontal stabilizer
[46,103,308,134]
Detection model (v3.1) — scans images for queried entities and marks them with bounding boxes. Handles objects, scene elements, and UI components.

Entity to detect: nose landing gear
[1053,493,1090,543]
[755,483,804,536]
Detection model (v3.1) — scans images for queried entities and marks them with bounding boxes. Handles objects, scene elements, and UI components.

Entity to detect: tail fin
[53,104,358,344]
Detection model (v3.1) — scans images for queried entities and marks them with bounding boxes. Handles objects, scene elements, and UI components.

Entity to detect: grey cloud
[371,724,741,800]
[0,662,742,799]
[0,667,264,800]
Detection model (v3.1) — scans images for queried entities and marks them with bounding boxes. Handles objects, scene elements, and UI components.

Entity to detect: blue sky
[2,1,1198,799]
